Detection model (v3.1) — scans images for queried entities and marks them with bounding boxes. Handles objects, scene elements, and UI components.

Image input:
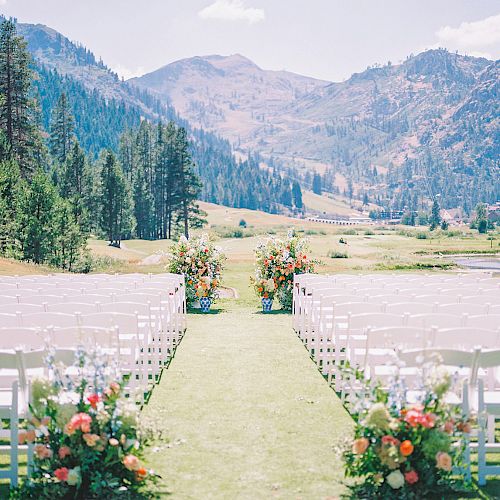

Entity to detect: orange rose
[436,451,452,471]
[400,440,414,456]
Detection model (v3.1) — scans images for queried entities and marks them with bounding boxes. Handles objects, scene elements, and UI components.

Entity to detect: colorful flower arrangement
[252,230,316,310]
[167,234,225,307]
[11,349,157,499]
[342,364,472,498]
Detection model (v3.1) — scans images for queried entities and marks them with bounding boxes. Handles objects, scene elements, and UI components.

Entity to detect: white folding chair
[47,302,99,314]
[471,349,500,485]
[0,313,21,328]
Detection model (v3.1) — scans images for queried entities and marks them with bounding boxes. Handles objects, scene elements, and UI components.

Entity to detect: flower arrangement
[342,364,472,498]
[252,230,316,311]
[167,234,225,307]
[12,349,157,499]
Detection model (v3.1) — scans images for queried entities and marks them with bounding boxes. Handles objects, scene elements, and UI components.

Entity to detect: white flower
[266,278,275,291]
[67,467,81,486]
[179,235,188,244]
[386,470,405,489]
[185,257,191,263]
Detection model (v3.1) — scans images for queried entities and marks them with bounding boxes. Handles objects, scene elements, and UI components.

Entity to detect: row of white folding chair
[304,296,499,346]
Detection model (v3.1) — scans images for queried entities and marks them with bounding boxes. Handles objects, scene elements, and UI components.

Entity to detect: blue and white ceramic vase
[261,297,273,313]
[200,297,212,313]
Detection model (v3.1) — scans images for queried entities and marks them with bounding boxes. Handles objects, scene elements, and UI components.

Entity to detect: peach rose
[123,454,140,471]
[59,446,71,459]
[436,451,452,472]
[352,437,369,455]
[69,412,92,433]
[82,433,100,447]
[135,467,148,482]
[34,444,53,460]
[443,420,454,434]
[109,438,119,446]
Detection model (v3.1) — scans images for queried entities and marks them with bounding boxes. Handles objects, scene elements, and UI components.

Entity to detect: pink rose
[405,470,419,484]
[69,413,92,433]
[436,452,452,472]
[54,467,69,482]
[443,420,454,434]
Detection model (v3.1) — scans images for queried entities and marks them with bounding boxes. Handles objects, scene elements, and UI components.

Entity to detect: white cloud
[198,0,265,24]
[112,64,146,81]
[435,14,500,57]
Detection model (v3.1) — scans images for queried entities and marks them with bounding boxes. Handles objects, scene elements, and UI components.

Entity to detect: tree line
[0,18,204,271]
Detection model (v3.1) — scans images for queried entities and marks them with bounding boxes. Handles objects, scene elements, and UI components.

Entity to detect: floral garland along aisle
[167,234,226,312]
[252,230,316,312]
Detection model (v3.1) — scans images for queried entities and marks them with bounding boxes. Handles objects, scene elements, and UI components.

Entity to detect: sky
[1,0,499,82]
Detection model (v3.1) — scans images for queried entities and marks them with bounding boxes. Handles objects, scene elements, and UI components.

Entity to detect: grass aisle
[143,299,352,499]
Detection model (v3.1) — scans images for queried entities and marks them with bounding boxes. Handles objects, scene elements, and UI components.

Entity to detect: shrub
[364,230,375,236]
[416,232,428,240]
[239,219,247,228]
[327,250,349,259]
[340,228,357,235]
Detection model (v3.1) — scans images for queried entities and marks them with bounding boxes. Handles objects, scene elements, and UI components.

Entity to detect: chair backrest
[415,294,457,304]
[116,293,163,308]
[407,313,464,328]
[385,302,434,315]
[0,327,46,350]
[64,294,110,304]
[333,302,383,316]
[0,303,44,314]
[48,326,119,349]
[465,314,500,330]
[48,302,99,314]
[398,347,480,371]
[100,302,151,316]
[366,326,428,351]
[0,295,18,305]
[438,303,488,316]
[432,327,499,350]
[21,312,78,329]
[80,312,139,335]
[0,313,21,328]
[348,312,405,330]
[19,295,64,305]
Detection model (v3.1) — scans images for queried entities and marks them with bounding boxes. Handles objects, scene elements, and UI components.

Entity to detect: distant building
[487,202,500,223]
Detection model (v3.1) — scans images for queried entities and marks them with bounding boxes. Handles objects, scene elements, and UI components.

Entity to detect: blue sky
[1,0,499,81]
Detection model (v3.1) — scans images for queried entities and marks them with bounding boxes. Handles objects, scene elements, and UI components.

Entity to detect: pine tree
[0,18,39,176]
[292,181,303,209]
[312,172,322,195]
[99,150,134,247]
[50,92,75,165]
[60,141,91,225]
[429,198,441,230]
[0,158,20,255]
[173,127,205,239]
[16,170,58,263]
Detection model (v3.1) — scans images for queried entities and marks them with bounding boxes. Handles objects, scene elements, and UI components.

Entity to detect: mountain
[14,20,301,215]
[132,50,499,211]
[130,54,328,146]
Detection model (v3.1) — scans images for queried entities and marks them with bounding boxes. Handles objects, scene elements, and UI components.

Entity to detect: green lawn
[142,293,353,499]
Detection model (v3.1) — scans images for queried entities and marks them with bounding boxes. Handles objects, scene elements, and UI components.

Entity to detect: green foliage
[0,18,42,176]
[238,219,247,228]
[416,231,429,239]
[99,150,134,247]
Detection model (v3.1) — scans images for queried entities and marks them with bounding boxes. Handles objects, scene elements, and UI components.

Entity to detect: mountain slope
[130,54,328,145]
[132,49,499,210]
[15,20,303,215]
